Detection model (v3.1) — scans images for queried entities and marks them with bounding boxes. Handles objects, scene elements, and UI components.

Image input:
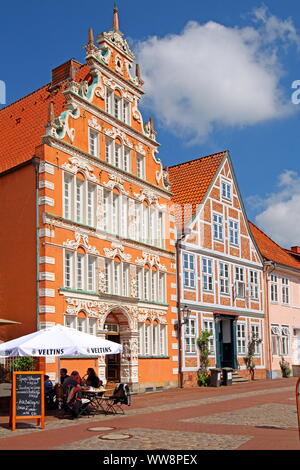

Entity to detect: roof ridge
[0,81,51,114]
[167,150,228,169]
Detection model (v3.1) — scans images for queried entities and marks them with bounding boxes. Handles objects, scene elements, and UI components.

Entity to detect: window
[202,258,213,292]
[138,322,167,356]
[213,213,223,241]
[183,253,196,289]
[113,95,122,120]
[235,266,245,298]
[281,326,290,355]
[136,267,166,303]
[64,251,73,288]
[63,173,72,220]
[251,323,261,355]
[237,323,246,355]
[219,262,229,295]
[65,316,97,335]
[76,178,84,224]
[282,278,290,304]
[105,137,113,164]
[88,129,99,157]
[104,259,130,297]
[270,275,278,302]
[250,270,259,301]
[102,191,130,238]
[106,89,131,125]
[271,325,280,355]
[137,153,145,179]
[88,256,96,292]
[203,319,215,354]
[89,318,97,336]
[87,183,96,227]
[63,172,97,227]
[64,250,97,292]
[185,318,196,354]
[123,100,130,124]
[106,89,113,114]
[229,220,239,246]
[105,138,131,172]
[221,180,232,200]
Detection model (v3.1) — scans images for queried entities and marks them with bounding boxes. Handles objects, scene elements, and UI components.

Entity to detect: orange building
[0,6,178,392]
[168,151,266,385]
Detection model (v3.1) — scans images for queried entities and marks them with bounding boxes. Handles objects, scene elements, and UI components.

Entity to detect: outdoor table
[81,387,107,414]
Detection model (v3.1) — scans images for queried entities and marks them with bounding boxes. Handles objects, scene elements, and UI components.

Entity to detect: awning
[0,318,22,326]
[213,311,239,317]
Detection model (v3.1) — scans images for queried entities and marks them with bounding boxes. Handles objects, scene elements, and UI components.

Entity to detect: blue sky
[0,0,300,246]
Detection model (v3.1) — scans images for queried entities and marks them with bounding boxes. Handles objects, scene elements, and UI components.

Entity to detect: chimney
[291,246,300,254]
[50,59,81,88]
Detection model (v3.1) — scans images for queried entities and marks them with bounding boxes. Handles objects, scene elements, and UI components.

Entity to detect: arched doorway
[104,311,121,382]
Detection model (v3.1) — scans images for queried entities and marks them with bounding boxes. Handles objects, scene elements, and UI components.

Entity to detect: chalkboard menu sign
[10,371,45,431]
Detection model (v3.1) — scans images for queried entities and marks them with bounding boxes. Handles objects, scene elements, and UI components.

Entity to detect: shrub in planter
[279,357,291,378]
[8,357,36,372]
[197,330,211,387]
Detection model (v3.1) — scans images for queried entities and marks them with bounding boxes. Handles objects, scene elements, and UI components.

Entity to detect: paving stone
[182,403,298,428]
[55,428,251,450]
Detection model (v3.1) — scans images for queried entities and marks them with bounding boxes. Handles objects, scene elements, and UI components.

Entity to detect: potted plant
[197,330,212,387]
[243,334,262,381]
[8,357,36,372]
[279,357,291,378]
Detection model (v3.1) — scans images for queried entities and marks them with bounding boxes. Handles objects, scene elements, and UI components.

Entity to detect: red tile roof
[249,221,300,270]
[0,61,89,174]
[167,152,227,228]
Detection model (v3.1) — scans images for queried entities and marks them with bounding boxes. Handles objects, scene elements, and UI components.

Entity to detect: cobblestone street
[0,377,299,451]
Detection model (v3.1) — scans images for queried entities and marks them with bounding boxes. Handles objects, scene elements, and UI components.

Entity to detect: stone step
[232,371,249,384]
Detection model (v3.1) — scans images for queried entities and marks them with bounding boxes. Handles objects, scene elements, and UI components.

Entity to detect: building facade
[0,7,178,392]
[250,223,300,378]
[168,152,266,386]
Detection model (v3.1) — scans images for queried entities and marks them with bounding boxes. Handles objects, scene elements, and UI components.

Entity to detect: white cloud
[136,7,298,143]
[251,170,300,247]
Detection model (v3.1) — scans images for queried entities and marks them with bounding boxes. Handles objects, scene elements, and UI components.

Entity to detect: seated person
[60,368,69,385]
[62,371,83,419]
[82,368,102,389]
[44,375,55,408]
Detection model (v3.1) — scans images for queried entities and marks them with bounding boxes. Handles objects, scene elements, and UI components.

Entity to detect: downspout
[264,261,276,379]
[175,237,183,388]
[32,157,40,332]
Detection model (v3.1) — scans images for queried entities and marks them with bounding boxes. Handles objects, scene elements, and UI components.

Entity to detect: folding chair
[101,383,131,415]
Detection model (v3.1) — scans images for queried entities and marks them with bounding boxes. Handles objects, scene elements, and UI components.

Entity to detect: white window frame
[213,213,223,242]
[138,322,167,357]
[250,322,261,355]
[219,262,229,295]
[202,257,213,292]
[249,270,259,301]
[237,322,246,355]
[229,219,239,247]
[270,274,278,303]
[235,266,245,298]
[184,318,197,355]
[137,153,145,179]
[88,128,99,157]
[271,324,280,356]
[221,180,232,201]
[183,253,196,289]
[203,318,215,355]
[281,325,290,355]
[282,277,290,305]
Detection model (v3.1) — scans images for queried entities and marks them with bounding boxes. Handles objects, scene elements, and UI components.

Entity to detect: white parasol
[0,324,122,357]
